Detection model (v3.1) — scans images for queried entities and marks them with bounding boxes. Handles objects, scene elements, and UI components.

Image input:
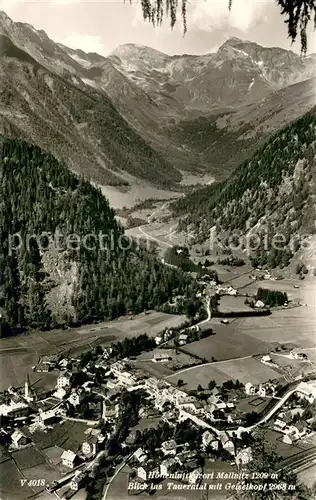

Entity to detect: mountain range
[0,10,315,190]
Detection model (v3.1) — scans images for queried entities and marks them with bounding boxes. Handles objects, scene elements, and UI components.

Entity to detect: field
[135,360,174,378]
[0,459,35,500]
[218,295,253,314]
[182,322,272,362]
[11,447,45,470]
[0,311,186,391]
[166,356,282,389]
[264,429,315,459]
[23,420,89,454]
[234,396,271,414]
[298,464,316,488]
[233,280,315,349]
[136,348,201,371]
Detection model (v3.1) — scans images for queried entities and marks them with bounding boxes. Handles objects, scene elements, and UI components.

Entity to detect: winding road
[102,453,133,500]
[236,383,303,435]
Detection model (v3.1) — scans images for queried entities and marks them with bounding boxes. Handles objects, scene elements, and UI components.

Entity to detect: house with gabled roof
[61,449,79,469]
[11,430,29,448]
[161,439,177,456]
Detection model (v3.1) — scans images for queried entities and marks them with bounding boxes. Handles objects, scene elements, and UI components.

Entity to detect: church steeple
[24,374,33,402]
[25,376,29,399]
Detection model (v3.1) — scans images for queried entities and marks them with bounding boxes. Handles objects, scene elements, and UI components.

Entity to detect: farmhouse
[152,353,171,363]
[11,430,29,448]
[61,449,79,468]
[161,439,177,456]
[58,358,69,370]
[180,400,204,416]
[258,383,276,397]
[290,349,308,360]
[154,334,164,345]
[220,433,235,455]
[36,408,59,426]
[236,447,252,465]
[41,355,59,368]
[56,372,72,388]
[133,447,147,463]
[103,403,119,420]
[202,430,217,450]
[255,300,265,308]
[53,387,67,400]
[70,472,85,491]
[82,434,105,457]
[274,419,287,432]
[178,334,188,345]
[35,363,52,373]
[68,390,85,407]
[116,371,137,386]
[261,355,272,364]
[296,381,316,403]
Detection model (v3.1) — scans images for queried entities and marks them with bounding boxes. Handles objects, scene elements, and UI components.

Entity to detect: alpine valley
[0,10,315,196]
[0,9,316,333]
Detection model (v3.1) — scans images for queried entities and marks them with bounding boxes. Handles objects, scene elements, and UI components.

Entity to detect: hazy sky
[1,0,315,56]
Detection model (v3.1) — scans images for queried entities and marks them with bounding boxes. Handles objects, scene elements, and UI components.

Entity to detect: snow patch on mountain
[81,78,99,89]
[69,53,91,68]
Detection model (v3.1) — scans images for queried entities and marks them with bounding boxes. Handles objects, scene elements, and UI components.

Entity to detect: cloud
[0,0,24,15]
[52,0,83,4]
[59,32,105,54]
[0,0,82,15]
[188,0,271,33]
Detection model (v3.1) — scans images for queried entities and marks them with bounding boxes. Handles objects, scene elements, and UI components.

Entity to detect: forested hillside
[173,110,316,268]
[0,138,198,332]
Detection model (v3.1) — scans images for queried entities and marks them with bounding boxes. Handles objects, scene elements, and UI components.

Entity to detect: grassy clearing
[298,464,316,488]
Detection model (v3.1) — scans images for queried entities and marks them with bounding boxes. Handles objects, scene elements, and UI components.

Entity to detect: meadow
[166,356,282,389]
[182,322,272,362]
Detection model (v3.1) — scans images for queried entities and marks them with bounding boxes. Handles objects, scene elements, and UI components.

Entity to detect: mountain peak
[110,43,168,59]
[219,37,258,51]
[0,10,12,21]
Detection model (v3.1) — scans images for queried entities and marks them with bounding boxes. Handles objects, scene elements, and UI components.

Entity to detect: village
[1,319,316,500]
[0,265,316,500]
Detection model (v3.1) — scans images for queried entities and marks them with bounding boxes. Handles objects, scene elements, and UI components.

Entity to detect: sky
[1,0,315,56]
